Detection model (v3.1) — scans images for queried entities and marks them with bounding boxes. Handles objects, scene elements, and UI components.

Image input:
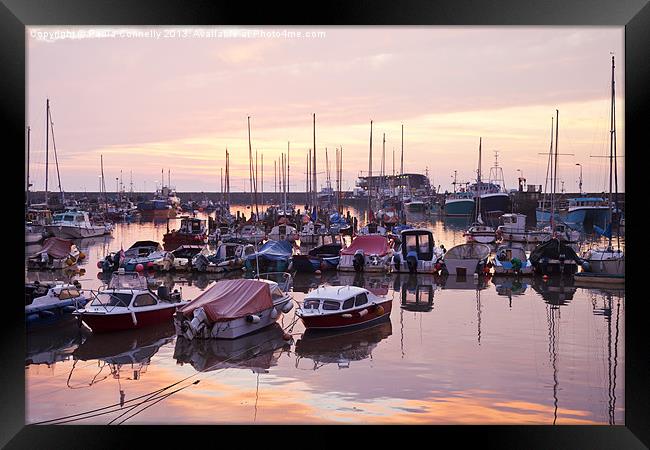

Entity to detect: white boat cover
[180,279,273,323]
[445,243,491,260]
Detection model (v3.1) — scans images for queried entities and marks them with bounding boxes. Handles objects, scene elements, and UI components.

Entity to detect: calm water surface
[25,206,624,424]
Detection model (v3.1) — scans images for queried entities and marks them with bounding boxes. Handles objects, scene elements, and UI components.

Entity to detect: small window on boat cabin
[303,299,320,309]
[342,298,355,310]
[354,293,368,306]
[322,300,340,310]
[64,215,75,222]
[418,236,430,254]
[76,215,85,222]
[225,245,236,258]
[133,293,157,307]
[405,235,418,253]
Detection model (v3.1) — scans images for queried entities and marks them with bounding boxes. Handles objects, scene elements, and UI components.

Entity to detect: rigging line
[48,105,64,201]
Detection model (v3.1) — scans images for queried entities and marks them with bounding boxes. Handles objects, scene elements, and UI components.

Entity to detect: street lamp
[575,163,582,195]
[516,169,523,191]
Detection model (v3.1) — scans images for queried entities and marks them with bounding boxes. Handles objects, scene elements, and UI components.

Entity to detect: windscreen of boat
[90,292,132,307]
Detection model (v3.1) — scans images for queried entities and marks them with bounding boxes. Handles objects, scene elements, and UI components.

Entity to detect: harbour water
[25,205,624,425]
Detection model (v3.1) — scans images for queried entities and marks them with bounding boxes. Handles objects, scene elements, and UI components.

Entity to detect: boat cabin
[51,211,92,225]
[301,286,374,316]
[568,197,608,208]
[399,229,434,261]
[499,213,527,231]
[178,217,207,235]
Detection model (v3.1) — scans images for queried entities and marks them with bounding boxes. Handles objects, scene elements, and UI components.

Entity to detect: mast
[400,124,404,200]
[45,99,49,208]
[48,103,65,205]
[26,126,30,209]
[552,109,559,230]
[368,120,373,220]
[261,152,264,206]
[287,141,290,202]
[476,137,482,223]
[609,55,616,250]
[381,133,386,195]
[312,113,317,211]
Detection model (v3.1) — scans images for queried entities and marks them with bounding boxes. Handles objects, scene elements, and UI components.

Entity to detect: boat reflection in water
[173,322,291,373]
[393,274,437,312]
[294,317,392,370]
[72,321,175,378]
[530,275,577,307]
[491,275,529,307]
[26,326,90,367]
[437,273,490,290]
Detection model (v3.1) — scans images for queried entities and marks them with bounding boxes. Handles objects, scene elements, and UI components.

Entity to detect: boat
[25,207,53,244]
[162,216,208,251]
[576,55,624,282]
[390,228,444,274]
[227,223,266,244]
[404,199,426,213]
[73,271,186,333]
[244,240,294,273]
[27,237,83,270]
[173,322,290,372]
[293,236,343,273]
[338,234,393,272]
[327,213,353,236]
[296,285,392,330]
[529,238,581,275]
[443,191,475,217]
[298,220,324,245]
[469,150,510,220]
[267,222,299,242]
[45,210,111,239]
[377,206,400,227]
[464,223,497,244]
[357,221,387,236]
[491,243,533,275]
[294,318,392,369]
[496,213,551,244]
[566,197,610,227]
[574,271,624,285]
[192,242,254,273]
[151,245,205,271]
[25,281,89,330]
[173,276,294,340]
[99,240,163,273]
[442,242,491,277]
[137,198,176,219]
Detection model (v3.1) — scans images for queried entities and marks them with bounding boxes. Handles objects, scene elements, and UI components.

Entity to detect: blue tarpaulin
[245,240,293,263]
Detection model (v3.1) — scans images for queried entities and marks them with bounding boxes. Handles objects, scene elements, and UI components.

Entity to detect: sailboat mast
[608,55,615,249]
[287,141,290,201]
[45,99,49,208]
[400,124,404,200]
[552,109,559,229]
[313,114,317,211]
[476,137,482,221]
[26,126,30,208]
[48,105,64,205]
[368,120,373,219]
[382,133,386,194]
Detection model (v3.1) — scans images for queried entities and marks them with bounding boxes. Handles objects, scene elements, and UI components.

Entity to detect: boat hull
[77,304,179,333]
[298,300,392,330]
[479,193,510,216]
[444,199,475,216]
[45,225,107,239]
[532,260,578,275]
[443,258,484,276]
[574,272,624,285]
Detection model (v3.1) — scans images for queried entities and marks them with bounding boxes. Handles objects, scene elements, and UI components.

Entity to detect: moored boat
[492,243,533,275]
[296,285,392,330]
[163,216,208,251]
[390,228,444,274]
[442,242,491,277]
[174,276,294,340]
[529,238,580,275]
[45,210,110,239]
[338,234,393,272]
[26,281,89,330]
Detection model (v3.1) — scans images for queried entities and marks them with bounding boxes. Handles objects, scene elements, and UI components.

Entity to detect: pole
[368,120,373,221]
[45,99,49,208]
[26,126,30,208]
[313,113,317,211]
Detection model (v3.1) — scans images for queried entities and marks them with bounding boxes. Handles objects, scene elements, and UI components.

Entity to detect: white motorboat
[442,242,491,276]
[45,210,111,239]
[338,235,394,273]
[268,223,298,242]
[191,242,255,273]
[464,223,496,244]
[174,275,294,340]
[496,213,552,244]
[390,228,444,274]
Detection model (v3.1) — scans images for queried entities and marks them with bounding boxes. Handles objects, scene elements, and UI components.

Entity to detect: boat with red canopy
[337,235,393,272]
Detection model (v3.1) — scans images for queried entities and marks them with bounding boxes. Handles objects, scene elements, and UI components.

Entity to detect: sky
[26,26,624,194]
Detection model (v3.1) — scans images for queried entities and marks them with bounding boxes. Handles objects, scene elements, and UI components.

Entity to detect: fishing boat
[404,199,426,213]
[162,216,208,251]
[244,240,293,273]
[174,276,294,340]
[338,234,393,273]
[74,271,186,333]
[293,236,343,273]
[192,242,254,273]
[529,238,580,275]
[442,242,491,277]
[491,243,533,275]
[443,191,475,217]
[45,210,111,239]
[566,197,610,227]
[27,237,83,270]
[390,228,444,274]
[25,281,89,330]
[496,213,551,244]
[296,285,392,330]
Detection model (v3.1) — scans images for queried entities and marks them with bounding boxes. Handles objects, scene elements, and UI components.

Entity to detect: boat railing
[83,288,135,313]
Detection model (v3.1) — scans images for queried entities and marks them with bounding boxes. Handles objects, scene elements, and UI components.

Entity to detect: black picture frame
[2,0,647,448]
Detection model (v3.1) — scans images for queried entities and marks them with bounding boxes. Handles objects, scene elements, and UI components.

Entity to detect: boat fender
[131,311,138,326]
[281,301,294,313]
[342,313,353,318]
[357,309,368,317]
[246,314,261,324]
[375,305,385,315]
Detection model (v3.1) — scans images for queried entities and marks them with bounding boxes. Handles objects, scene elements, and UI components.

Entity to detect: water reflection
[531,276,577,307]
[396,274,436,312]
[173,323,291,373]
[295,318,392,370]
[26,326,90,367]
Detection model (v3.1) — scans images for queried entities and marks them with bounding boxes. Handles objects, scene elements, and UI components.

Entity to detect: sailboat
[576,55,624,283]
[464,138,497,244]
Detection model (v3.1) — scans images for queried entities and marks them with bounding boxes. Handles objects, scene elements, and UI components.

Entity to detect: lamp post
[516,169,523,192]
[575,163,582,195]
